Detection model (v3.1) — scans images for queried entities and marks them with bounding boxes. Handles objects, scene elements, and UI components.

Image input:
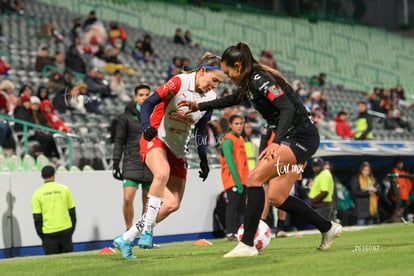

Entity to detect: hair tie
[201,64,222,71]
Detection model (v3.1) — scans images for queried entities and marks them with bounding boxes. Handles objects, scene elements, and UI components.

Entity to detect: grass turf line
[1,223,413,275]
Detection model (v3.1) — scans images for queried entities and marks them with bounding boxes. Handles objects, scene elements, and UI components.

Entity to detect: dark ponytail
[222,42,289,101]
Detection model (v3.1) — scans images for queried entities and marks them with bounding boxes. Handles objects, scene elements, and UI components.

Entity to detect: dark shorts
[281,128,320,164]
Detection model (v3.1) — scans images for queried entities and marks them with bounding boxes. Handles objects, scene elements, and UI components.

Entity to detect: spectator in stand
[0,57,11,76]
[77,81,101,114]
[14,95,59,157]
[82,10,97,31]
[84,35,103,56]
[182,57,192,71]
[70,18,82,42]
[354,99,373,140]
[0,120,11,148]
[54,51,65,72]
[173,28,186,45]
[334,110,354,139]
[142,34,154,61]
[245,108,262,137]
[319,72,326,87]
[90,49,107,70]
[259,49,277,69]
[52,87,71,114]
[36,86,49,102]
[19,84,32,98]
[166,56,182,81]
[66,85,86,114]
[30,96,48,127]
[35,46,54,73]
[40,100,69,133]
[379,88,391,114]
[84,67,111,98]
[65,42,87,74]
[318,91,329,118]
[108,21,127,51]
[292,79,307,103]
[184,30,197,47]
[110,69,129,101]
[369,89,381,113]
[384,109,411,132]
[0,80,16,115]
[219,106,239,135]
[104,46,121,64]
[46,70,66,96]
[389,157,413,222]
[48,22,65,44]
[310,75,320,87]
[132,39,145,62]
[350,161,378,226]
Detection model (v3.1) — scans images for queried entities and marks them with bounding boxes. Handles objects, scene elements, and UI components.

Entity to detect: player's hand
[112,160,123,180]
[259,143,280,161]
[143,127,157,141]
[177,100,199,115]
[199,159,210,182]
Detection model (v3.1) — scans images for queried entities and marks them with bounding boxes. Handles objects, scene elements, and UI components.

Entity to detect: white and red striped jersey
[151,72,216,158]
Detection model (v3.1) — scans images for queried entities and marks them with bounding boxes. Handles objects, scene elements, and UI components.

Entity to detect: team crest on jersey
[147,141,153,149]
[268,85,284,98]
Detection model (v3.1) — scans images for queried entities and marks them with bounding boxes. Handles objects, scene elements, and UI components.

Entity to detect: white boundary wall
[0,169,223,249]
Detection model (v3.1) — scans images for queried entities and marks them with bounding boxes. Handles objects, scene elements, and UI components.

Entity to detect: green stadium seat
[22,154,37,172]
[36,154,50,171]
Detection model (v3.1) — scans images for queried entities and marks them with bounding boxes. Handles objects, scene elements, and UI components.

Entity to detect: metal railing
[0,114,73,169]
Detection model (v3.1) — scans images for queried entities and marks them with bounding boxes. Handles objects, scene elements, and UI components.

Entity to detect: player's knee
[153,170,170,185]
[165,199,180,213]
[246,171,262,187]
[268,194,286,208]
[123,198,134,207]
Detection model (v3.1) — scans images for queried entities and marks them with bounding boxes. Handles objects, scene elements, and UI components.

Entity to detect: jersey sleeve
[251,72,285,102]
[65,187,76,209]
[155,75,181,100]
[251,72,295,144]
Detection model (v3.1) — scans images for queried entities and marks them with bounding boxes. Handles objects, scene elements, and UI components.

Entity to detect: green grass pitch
[1,223,413,275]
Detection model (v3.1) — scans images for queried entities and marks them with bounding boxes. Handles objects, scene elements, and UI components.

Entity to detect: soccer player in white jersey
[113,53,226,258]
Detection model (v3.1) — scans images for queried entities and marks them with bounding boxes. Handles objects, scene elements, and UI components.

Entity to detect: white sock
[122,216,143,242]
[143,195,163,232]
[122,195,163,241]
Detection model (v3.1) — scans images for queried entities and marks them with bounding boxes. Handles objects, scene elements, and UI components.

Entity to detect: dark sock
[241,187,265,246]
[277,219,285,232]
[279,196,331,233]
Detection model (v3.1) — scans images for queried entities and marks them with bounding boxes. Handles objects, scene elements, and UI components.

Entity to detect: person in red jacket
[40,100,69,133]
[108,22,127,51]
[334,110,354,139]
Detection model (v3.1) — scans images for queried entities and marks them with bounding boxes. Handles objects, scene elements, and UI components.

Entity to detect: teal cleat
[113,235,136,259]
[138,231,153,249]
